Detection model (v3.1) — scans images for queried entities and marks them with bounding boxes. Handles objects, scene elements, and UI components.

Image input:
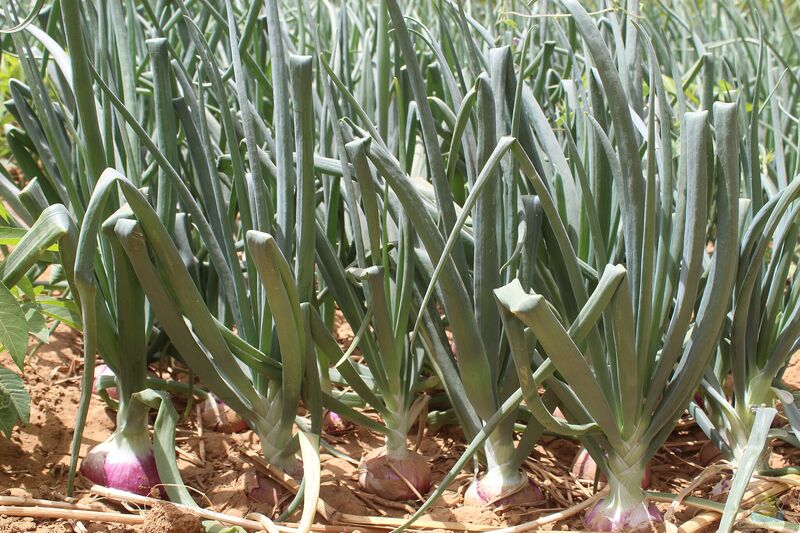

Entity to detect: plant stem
[605,455,648,513]
[118,394,149,438]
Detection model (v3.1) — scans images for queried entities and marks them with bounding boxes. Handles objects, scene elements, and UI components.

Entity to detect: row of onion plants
[1,0,799,532]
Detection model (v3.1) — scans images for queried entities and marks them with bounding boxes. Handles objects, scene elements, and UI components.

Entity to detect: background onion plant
[0,0,202,501]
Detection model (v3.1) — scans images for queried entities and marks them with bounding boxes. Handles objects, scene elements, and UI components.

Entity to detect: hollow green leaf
[131,389,195,506]
[718,407,777,533]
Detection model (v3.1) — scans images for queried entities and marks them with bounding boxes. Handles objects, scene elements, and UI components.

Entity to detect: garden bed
[1,325,798,532]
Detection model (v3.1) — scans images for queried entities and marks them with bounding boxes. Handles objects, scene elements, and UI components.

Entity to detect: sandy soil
[0,323,798,532]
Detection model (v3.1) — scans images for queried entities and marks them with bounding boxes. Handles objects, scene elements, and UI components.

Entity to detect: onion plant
[301,1,515,502]
[487,2,741,529]
[306,138,434,500]
[75,170,319,517]
[317,0,557,505]
[4,2,216,502]
[106,20,320,522]
[0,1,186,499]
[694,134,800,470]
[2,0,323,510]
[678,1,800,470]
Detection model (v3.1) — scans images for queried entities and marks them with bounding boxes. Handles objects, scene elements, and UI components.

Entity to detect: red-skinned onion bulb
[584,497,663,531]
[200,395,248,433]
[358,447,432,501]
[322,410,353,436]
[463,467,544,507]
[80,432,161,496]
[93,364,120,400]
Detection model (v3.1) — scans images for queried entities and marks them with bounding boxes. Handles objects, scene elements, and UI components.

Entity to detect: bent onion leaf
[131,389,195,507]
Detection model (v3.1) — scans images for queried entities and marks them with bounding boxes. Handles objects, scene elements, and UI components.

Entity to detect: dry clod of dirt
[142,502,203,533]
[0,517,71,532]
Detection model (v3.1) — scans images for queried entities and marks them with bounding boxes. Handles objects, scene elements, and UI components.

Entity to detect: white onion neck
[605,456,647,512]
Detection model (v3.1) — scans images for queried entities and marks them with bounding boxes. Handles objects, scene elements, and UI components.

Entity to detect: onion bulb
[584,497,663,531]
[322,410,353,436]
[463,468,544,507]
[358,447,432,501]
[93,364,119,400]
[80,432,160,496]
[200,395,248,433]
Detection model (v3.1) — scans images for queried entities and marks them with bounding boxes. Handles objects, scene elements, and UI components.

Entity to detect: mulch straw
[654,473,800,533]
[663,464,730,522]
[0,505,145,526]
[491,488,607,533]
[0,473,797,531]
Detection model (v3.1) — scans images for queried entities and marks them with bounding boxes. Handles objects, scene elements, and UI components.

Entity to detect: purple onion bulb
[200,395,248,433]
[322,410,353,436]
[80,433,161,496]
[93,364,119,400]
[584,496,663,531]
[463,467,544,507]
[358,447,432,501]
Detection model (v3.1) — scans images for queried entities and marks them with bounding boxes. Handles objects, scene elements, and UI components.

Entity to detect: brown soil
[1,324,799,532]
[784,354,800,392]
[142,502,202,533]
